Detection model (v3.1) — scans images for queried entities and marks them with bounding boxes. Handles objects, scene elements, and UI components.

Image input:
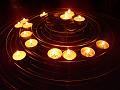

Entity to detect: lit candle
[23,22,33,29]
[47,48,62,59]
[63,49,76,60]
[81,47,95,57]
[20,18,29,24]
[66,9,75,17]
[25,39,38,48]
[60,12,73,20]
[60,9,74,20]
[74,15,85,22]
[96,40,109,49]
[20,31,33,38]
[40,12,48,17]
[14,22,23,28]
[12,50,26,61]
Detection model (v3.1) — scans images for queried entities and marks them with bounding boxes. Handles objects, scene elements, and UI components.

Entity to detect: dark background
[0,0,120,25]
[0,0,120,90]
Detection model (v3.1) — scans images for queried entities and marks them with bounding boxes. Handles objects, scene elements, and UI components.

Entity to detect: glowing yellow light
[60,12,73,20]
[20,31,33,38]
[60,9,74,20]
[63,49,76,60]
[23,22,33,29]
[12,51,26,61]
[14,22,23,28]
[25,39,38,48]
[81,47,95,57]
[66,9,75,17]
[96,40,109,49]
[47,48,62,59]
[74,15,85,22]
[40,12,48,17]
[20,18,29,24]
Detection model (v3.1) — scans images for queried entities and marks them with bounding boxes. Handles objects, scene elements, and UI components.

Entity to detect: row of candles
[39,9,85,22]
[13,18,38,60]
[15,9,85,29]
[47,40,109,60]
[14,11,48,29]
[13,37,109,61]
[60,9,85,21]
[15,18,33,29]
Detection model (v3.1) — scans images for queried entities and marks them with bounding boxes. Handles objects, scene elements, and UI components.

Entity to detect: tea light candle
[60,9,74,20]
[96,40,109,49]
[47,48,62,59]
[12,50,26,61]
[23,22,33,29]
[81,47,95,57]
[63,49,76,60]
[74,15,85,22]
[14,22,23,28]
[60,12,73,20]
[40,12,48,17]
[20,31,33,38]
[20,18,29,24]
[25,39,38,48]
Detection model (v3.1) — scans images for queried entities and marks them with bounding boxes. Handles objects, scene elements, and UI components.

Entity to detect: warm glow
[60,12,73,20]
[25,39,38,48]
[40,12,48,17]
[74,15,85,22]
[47,48,62,59]
[23,22,33,29]
[12,51,26,60]
[96,40,109,49]
[63,49,76,60]
[81,47,95,57]
[14,22,23,28]
[60,9,74,20]
[66,9,75,17]
[20,18,29,24]
[20,31,33,38]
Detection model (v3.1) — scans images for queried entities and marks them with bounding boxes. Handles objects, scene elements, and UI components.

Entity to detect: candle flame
[67,49,71,54]
[67,9,71,13]
[40,12,48,17]
[23,31,27,35]
[16,50,20,55]
[18,22,20,24]
[26,22,29,25]
[78,15,82,18]
[86,48,91,54]
[30,39,32,44]
[43,12,46,15]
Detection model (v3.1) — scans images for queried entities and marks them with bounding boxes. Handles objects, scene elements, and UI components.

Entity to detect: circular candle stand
[0,8,120,89]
